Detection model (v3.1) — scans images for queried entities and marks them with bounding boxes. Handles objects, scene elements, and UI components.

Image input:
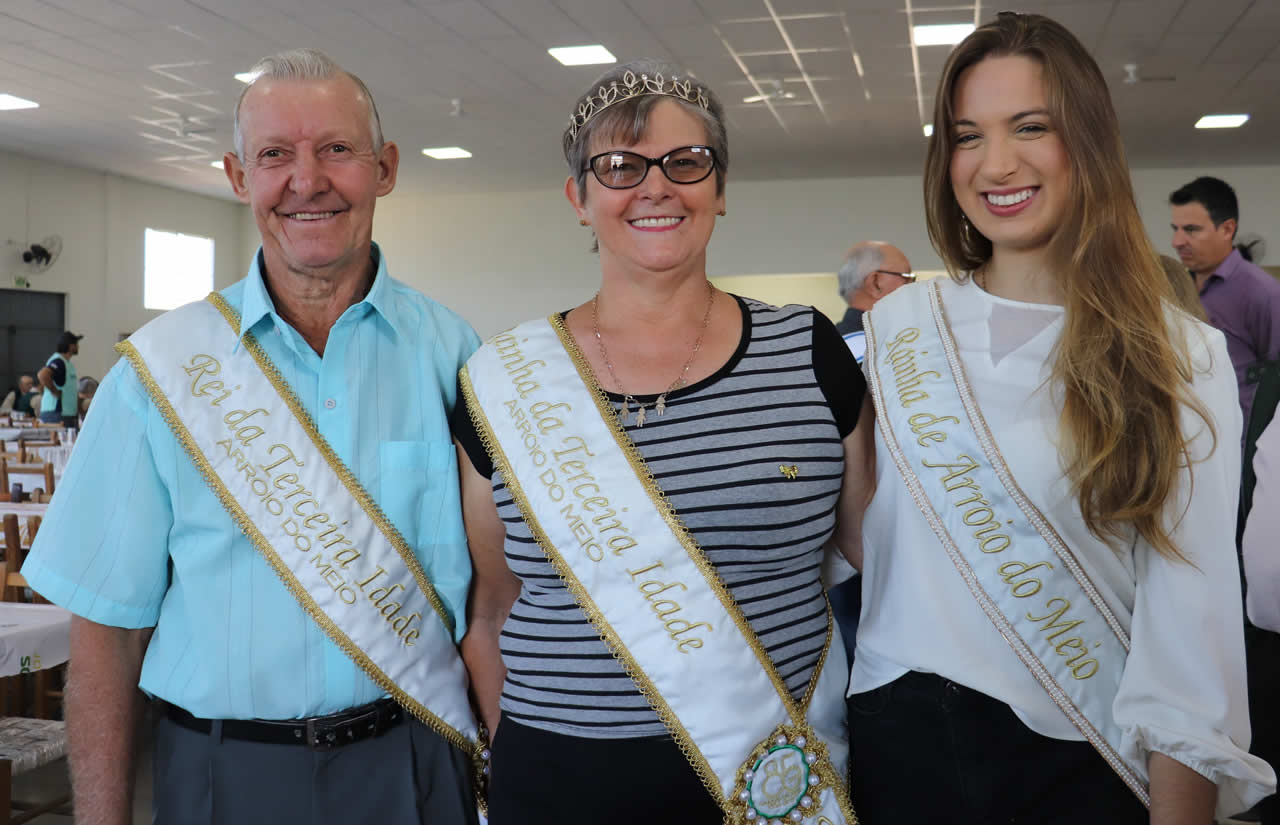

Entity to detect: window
[144,228,214,311]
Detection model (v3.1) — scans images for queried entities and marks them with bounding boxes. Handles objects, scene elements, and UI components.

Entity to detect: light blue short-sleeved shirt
[23,245,481,719]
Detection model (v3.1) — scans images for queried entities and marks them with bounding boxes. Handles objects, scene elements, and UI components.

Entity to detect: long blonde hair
[923,12,1211,560]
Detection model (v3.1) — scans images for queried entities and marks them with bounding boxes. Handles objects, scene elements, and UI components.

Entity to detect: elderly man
[825,241,912,664]
[23,50,483,825]
[12,374,37,415]
[834,241,914,361]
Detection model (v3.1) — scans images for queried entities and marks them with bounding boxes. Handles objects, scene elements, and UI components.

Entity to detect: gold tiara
[566,70,711,142]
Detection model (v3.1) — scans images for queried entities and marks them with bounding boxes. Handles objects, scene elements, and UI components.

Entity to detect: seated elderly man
[13,375,38,415]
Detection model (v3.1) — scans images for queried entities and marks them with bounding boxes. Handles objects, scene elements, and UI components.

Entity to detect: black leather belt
[164,698,404,750]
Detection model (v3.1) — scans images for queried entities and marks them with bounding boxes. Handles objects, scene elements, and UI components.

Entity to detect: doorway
[0,288,67,402]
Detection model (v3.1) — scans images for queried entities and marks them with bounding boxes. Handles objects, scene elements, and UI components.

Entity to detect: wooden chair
[0,461,52,501]
[0,717,71,824]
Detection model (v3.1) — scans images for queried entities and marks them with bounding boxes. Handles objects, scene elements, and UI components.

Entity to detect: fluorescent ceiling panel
[1194,114,1249,129]
[912,24,975,46]
[422,147,472,159]
[0,94,39,110]
[548,45,616,66]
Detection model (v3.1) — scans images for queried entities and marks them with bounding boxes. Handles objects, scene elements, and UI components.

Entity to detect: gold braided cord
[567,69,711,141]
[114,339,471,754]
[458,362,726,807]
[204,293,454,636]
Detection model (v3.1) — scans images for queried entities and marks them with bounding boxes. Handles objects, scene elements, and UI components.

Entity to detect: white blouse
[853,277,1275,815]
[1244,415,1280,633]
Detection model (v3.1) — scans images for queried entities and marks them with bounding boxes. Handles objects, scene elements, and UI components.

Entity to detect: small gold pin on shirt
[779,464,799,480]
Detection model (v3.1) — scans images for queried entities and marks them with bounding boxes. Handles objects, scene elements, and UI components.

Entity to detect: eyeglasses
[874,269,916,281]
[586,145,717,190]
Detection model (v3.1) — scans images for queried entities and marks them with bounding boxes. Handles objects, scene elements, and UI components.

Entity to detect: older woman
[850,12,1274,825]
[452,59,871,823]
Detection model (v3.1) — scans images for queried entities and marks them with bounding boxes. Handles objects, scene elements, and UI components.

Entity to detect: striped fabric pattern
[494,299,845,738]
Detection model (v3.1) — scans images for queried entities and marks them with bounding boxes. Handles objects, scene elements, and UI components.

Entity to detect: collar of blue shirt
[235,242,404,351]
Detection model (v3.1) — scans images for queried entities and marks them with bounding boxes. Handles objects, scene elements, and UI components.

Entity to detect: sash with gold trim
[461,317,857,824]
[118,295,487,797]
[864,280,1148,806]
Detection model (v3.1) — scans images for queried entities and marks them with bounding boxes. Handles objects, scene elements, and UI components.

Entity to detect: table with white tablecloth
[0,603,71,678]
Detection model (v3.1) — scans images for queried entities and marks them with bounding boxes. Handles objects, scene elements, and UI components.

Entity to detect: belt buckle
[305,717,343,751]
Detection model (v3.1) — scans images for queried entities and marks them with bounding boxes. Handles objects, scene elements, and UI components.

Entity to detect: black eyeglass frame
[873,269,917,281]
[584,145,718,190]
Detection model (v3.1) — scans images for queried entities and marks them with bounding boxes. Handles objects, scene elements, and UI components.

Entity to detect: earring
[580,219,589,226]
[717,209,726,216]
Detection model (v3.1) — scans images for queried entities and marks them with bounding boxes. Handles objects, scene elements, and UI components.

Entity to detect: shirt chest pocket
[378,440,462,552]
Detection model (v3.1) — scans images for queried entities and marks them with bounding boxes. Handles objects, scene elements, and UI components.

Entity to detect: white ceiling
[0,0,1276,201]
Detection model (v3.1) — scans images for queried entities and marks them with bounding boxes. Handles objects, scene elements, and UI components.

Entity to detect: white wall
[1,149,245,381]
[337,164,1280,337]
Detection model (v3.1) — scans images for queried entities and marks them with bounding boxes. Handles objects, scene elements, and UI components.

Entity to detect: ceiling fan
[743,79,797,104]
[1122,63,1175,85]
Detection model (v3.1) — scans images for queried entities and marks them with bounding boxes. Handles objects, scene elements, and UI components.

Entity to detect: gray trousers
[152,711,479,825]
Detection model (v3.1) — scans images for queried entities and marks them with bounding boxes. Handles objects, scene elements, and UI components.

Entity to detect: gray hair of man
[562,58,729,204]
[836,244,886,299]
[232,48,384,162]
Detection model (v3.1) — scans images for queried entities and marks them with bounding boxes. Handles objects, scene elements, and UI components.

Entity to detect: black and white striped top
[455,296,864,738]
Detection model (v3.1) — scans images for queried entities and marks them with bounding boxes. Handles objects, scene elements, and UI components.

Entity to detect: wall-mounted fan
[22,235,62,273]
[11,235,62,287]
[1237,232,1267,265]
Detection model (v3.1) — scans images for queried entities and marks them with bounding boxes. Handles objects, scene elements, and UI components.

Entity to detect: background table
[0,603,71,678]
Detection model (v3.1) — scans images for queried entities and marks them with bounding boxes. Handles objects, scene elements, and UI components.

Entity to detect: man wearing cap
[36,331,82,428]
[22,49,485,825]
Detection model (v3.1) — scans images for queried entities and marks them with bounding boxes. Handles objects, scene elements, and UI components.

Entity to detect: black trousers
[848,671,1147,825]
[152,711,478,825]
[487,716,723,824]
[1247,623,1280,824]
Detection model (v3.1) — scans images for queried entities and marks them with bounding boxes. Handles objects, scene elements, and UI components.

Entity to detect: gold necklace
[592,281,716,427]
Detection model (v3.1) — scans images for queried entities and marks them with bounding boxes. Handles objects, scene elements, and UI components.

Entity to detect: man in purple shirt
[1171,176,1280,425]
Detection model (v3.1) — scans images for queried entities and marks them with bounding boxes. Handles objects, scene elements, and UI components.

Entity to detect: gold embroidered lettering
[332,547,362,569]
[356,566,387,590]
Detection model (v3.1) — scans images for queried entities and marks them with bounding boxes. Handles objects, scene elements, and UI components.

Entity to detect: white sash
[118,296,484,770]
[864,281,1149,805]
[462,317,856,824]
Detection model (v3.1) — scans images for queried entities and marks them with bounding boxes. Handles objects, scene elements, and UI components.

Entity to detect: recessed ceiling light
[922,123,934,137]
[210,160,224,170]
[548,45,616,66]
[912,24,975,46]
[1195,114,1249,129]
[0,94,39,111]
[235,70,262,84]
[422,147,472,160]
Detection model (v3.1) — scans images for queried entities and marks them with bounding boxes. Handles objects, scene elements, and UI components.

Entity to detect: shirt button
[324,398,337,409]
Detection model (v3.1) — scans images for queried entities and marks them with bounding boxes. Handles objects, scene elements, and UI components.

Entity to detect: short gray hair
[836,244,885,298]
[233,48,384,161]
[563,58,729,205]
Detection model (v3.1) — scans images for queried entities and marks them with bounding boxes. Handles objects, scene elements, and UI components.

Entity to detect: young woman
[849,12,1274,825]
